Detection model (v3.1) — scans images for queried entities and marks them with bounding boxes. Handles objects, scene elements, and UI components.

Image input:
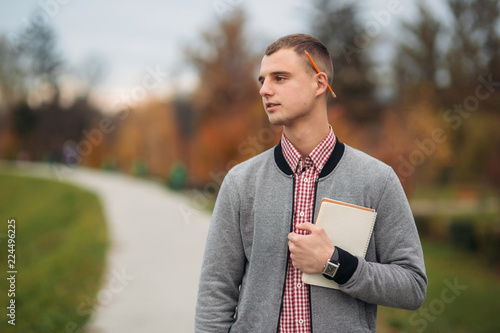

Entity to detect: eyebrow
[258,71,292,83]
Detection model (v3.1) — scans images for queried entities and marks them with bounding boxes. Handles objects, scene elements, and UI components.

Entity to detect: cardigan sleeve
[195,173,245,332]
[339,168,428,310]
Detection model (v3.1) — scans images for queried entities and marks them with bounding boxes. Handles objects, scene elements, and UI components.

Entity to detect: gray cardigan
[195,140,427,332]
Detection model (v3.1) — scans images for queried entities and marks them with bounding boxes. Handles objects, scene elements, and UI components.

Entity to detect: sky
[0,0,428,110]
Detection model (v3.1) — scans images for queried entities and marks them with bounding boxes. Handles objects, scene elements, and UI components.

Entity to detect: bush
[449,218,478,251]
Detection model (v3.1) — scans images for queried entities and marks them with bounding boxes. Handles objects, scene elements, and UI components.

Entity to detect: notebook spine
[362,212,377,257]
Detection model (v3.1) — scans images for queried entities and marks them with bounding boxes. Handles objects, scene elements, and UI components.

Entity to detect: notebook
[301,198,377,290]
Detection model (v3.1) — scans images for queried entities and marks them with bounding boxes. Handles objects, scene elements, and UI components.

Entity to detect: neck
[283,111,330,159]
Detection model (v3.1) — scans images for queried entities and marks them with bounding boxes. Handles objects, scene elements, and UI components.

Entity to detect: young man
[195,34,427,332]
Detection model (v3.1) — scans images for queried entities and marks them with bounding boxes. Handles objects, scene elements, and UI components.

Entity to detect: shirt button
[299,319,304,325]
[303,178,309,182]
[299,211,305,217]
[297,283,302,288]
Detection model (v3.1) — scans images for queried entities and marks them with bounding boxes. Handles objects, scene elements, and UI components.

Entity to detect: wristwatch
[322,247,340,280]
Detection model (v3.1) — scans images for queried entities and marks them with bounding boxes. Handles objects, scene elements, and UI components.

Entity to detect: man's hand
[288,222,335,274]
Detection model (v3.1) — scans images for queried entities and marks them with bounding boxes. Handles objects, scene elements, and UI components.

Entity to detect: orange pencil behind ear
[304,50,336,99]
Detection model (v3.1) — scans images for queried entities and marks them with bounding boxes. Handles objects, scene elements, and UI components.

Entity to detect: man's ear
[315,72,329,97]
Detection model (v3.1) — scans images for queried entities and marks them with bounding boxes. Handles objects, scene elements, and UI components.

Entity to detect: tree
[185,9,260,123]
[392,0,500,188]
[0,35,26,111]
[17,19,64,103]
[395,0,500,108]
[310,0,381,122]
[109,99,179,177]
[75,54,107,99]
[444,0,500,106]
[0,35,27,159]
[0,18,109,163]
[182,8,271,185]
[394,2,444,105]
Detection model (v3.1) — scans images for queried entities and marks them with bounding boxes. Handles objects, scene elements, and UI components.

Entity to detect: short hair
[264,33,334,85]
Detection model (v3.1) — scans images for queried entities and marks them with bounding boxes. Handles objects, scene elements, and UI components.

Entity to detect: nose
[259,79,273,97]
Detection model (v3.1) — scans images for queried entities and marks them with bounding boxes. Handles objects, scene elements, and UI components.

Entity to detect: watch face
[324,262,339,277]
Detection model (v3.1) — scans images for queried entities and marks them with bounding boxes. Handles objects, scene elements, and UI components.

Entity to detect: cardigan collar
[274,137,345,178]
[280,127,336,175]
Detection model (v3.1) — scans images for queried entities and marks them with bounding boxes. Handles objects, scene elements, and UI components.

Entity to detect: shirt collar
[281,126,336,174]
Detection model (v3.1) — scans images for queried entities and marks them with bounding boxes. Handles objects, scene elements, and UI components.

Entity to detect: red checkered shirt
[279,127,336,333]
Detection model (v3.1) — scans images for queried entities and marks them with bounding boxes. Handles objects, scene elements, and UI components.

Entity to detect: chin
[267,116,286,126]
[266,110,283,124]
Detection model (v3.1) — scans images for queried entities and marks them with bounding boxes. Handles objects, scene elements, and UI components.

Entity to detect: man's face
[258,48,317,126]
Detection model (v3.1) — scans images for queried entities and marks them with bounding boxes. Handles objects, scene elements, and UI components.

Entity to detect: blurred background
[0,0,499,332]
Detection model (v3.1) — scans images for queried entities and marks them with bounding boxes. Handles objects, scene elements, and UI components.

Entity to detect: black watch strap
[331,247,339,263]
[322,247,340,280]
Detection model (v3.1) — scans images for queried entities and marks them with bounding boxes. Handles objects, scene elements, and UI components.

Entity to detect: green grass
[0,173,108,332]
[377,239,500,333]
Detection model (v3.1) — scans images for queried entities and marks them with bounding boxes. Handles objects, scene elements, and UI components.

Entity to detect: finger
[291,258,301,270]
[295,222,315,233]
[288,232,299,243]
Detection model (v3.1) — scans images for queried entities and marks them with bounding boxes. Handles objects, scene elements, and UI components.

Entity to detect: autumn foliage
[0,2,499,195]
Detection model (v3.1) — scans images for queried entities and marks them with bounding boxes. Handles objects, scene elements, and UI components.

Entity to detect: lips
[265,102,280,111]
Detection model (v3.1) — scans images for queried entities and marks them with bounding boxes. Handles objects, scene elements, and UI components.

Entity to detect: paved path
[7,164,211,332]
